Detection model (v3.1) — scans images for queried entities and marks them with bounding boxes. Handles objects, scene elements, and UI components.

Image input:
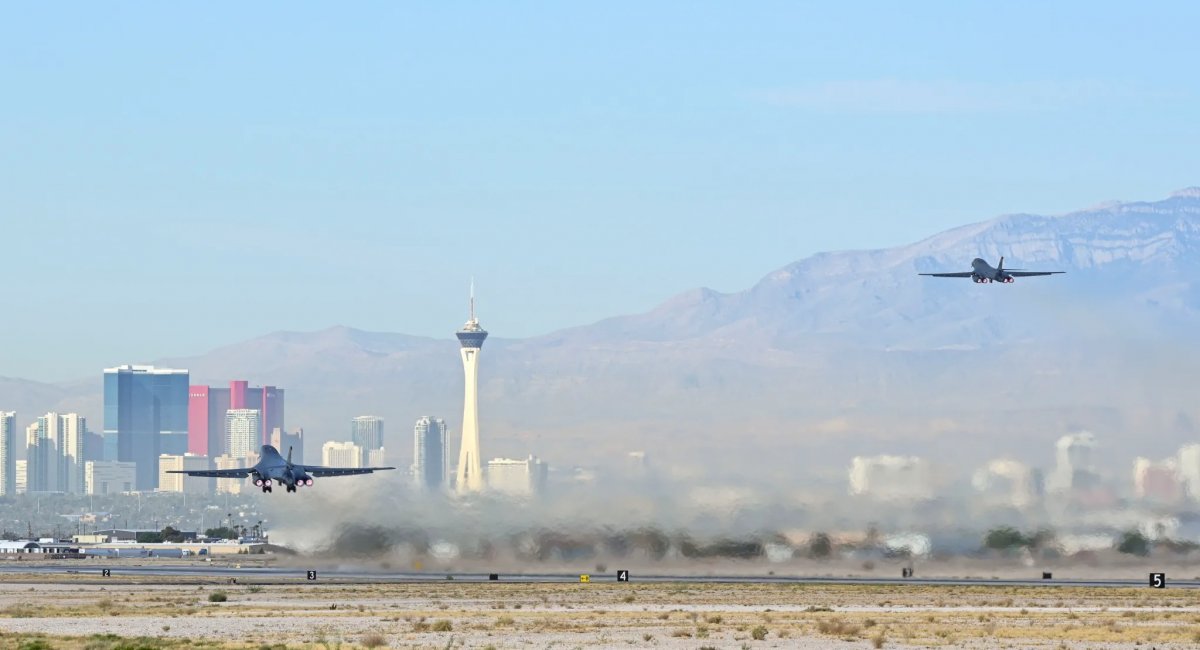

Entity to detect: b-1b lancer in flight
[919,257,1064,284]
[168,444,395,493]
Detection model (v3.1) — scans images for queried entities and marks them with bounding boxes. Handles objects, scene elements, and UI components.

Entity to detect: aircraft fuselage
[970,258,1014,283]
[249,445,312,492]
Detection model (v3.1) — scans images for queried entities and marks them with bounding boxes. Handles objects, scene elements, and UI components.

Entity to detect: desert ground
[0,570,1198,649]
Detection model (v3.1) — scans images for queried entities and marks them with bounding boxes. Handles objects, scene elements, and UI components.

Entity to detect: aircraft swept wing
[299,465,394,477]
[166,467,253,478]
[917,272,974,278]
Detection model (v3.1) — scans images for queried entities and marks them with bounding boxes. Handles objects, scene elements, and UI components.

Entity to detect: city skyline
[188,381,285,456]
[5,189,1200,494]
[5,390,1200,522]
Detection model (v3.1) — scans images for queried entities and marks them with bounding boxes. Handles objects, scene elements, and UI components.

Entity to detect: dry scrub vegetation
[0,579,1197,648]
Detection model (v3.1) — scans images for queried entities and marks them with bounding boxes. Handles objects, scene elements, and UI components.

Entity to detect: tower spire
[456,279,488,495]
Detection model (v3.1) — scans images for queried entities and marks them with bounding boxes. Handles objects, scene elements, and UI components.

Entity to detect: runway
[0,562,1193,588]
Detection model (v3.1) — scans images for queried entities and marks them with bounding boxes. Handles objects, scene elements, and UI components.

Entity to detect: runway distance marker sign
[1150,572,1166,588]
[616,570,629,582]
[307,571,317,581]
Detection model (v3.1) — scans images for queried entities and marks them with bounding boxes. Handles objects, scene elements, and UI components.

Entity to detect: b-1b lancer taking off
[168,444,395,493]
[919,257,1064,284]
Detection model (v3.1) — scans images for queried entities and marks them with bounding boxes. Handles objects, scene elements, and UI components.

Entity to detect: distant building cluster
[846,431,1200,512]
[1131,443,1200,505]
[0,292,556,502]
[307,294,550,498]
[0,367,302,496]
[188,381,284,457]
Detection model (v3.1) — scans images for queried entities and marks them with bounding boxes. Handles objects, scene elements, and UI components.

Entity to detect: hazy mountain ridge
[6,189,1200,474]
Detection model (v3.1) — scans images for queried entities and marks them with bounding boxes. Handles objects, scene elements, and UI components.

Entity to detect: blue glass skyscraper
[103,365,189,490]
[412,416,446,491]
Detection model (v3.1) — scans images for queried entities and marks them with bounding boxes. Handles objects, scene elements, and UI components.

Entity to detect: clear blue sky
[3,1,1199,381]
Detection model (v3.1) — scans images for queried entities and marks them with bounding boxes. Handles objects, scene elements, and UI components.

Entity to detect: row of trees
[983,526,1198,557]
[983,526,1056,552]
[135,526,189,544]
[133,524,261,543]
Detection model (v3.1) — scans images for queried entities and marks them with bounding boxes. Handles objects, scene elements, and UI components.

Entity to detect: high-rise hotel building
[104,365,189,491]
[322,441,363,468]
[0,412,15,496]
[351,416,384,463]
[225,409,261,459]
[188,381,284,457]
[23,412,87,494]
[413,416,447,490]
[58,413,86,494]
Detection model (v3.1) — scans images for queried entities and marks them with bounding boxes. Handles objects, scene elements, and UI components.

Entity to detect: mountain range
[7,188,1200,481]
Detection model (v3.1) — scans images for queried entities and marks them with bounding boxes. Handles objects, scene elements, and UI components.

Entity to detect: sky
[3,1,1200,381]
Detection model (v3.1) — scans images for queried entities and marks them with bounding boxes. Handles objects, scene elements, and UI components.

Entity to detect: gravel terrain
[0,574,1198,648]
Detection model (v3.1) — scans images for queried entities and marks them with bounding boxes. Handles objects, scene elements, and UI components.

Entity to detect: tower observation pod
[455,283,487,493]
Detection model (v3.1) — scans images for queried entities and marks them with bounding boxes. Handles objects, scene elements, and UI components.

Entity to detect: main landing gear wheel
[286,485,296,493]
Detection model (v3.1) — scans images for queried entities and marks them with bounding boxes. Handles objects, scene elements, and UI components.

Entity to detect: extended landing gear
[286,485,296,493]
[260,484,272,493]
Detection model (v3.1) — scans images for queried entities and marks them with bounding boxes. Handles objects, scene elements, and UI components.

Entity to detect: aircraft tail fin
[287,446,293,466]
[998,256,1004,272]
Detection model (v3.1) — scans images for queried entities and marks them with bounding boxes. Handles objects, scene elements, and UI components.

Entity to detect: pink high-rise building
[230,380,248,410]
[187,380,285,456]
[187,386,213,456]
